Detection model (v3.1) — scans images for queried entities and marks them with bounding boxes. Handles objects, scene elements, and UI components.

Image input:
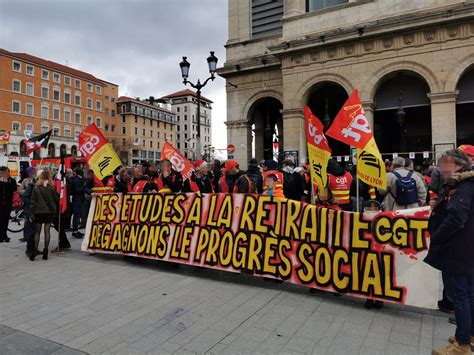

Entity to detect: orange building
[0,48,119,158]
[116,96,177,165]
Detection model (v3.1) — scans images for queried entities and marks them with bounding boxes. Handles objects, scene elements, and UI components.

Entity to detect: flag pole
[356,173,360,212]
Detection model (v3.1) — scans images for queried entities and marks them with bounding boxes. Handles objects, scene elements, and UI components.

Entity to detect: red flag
[325,89,372,149]
[161,142,194,180]
[304,105,331,152]
[304,105,332,189]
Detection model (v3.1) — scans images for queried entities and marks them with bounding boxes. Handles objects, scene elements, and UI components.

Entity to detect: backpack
[245,172,262,194]
[392,171,418,206]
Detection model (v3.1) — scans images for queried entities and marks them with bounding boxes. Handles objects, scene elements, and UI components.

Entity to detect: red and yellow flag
[304,105,332,189]
[79,123,122,180]
[326,90,386,189]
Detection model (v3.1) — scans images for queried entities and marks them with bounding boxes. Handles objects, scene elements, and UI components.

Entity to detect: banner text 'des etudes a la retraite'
[82,193,439,309]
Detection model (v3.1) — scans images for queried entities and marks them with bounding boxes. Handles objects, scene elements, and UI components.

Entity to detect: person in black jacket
[182,160,214,193]
[424,149,474,355]
[155,160,182,193]
[70,168,85,238]
[280,160,305,201]
[114,167,129,194]
[0,167,17,243]
[211,159,222,193]
[80,170,94,229]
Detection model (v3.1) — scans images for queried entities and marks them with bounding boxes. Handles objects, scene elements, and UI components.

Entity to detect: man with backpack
[241,159,263,194]
[379,157,427,211]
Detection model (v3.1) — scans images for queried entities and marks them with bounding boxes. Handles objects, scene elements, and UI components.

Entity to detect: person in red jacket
[183,160,214,193]
[327,159,353,211]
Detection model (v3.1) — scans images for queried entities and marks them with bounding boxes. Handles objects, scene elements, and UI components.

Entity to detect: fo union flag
[326,89,386,189]
[79,124,122,180]
[161,142,193,180]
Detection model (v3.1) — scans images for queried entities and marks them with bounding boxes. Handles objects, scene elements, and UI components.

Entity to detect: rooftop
[0,48,117,86]
[116,96,174,114]
[162,89,213,104]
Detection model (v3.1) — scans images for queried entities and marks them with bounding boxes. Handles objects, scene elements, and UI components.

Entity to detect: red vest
[328,172,352,205]
[219,175,230,193]
[219,174,253,193]
[153,176,172,194]
[131,180,148,193]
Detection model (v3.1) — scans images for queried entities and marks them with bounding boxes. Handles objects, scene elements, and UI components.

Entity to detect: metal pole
[196,89,201,159]
[356,174,360,212]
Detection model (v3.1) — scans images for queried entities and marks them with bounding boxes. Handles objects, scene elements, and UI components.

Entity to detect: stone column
[282,108,306,165]
[284,0,306,17]
[362,101,375,130]
[428,91,458,155]
[226,120,252,167]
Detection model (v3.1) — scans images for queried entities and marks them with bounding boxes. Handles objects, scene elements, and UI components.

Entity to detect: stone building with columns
[218,0,474,166]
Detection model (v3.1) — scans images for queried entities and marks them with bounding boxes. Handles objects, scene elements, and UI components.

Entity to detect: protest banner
[326,89,386,189]
[79,123,122,180]
[82,193,439,309]
[161,141,194,180]
[304,105,331,189]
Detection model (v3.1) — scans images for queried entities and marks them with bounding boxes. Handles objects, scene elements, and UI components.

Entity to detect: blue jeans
[443,271,474,344]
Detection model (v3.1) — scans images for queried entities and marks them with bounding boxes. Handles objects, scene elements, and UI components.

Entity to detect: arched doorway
[373,71,431,157]
[60,144,67,157]
[305,82,349,156]
[456,65,474,145]
[48,143,56,158]
[71,145,77,157]
[248,97,283,162]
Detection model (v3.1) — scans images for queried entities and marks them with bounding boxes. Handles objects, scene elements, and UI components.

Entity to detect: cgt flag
[326,89,386,189]
[161,141,194,180]
[23,130,52,155]
[79,124,122,180]
[304,105,331,189]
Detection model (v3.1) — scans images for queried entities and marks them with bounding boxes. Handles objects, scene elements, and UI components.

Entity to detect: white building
[162,89,213,160]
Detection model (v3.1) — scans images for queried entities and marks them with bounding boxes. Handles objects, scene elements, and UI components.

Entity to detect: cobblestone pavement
[0,226,454,354]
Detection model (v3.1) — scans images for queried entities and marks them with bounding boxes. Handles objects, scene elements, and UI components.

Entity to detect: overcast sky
[0,0,228,151]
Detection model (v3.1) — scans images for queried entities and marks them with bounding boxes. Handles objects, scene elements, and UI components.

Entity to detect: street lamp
[179,51,218,159]
[396,90,406,127]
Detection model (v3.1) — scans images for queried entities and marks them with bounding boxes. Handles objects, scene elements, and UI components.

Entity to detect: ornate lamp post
[179,51,218,159]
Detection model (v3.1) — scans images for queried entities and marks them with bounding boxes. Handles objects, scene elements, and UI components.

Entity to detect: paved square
[0,228,454,354]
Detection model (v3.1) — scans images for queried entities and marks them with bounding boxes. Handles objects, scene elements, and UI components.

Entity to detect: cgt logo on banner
[82,193,439,309]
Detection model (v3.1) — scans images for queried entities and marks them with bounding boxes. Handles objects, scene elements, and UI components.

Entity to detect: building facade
[0,48,119,158]
[116,96,177,166]
[219,0,474,166]
[162,89,213,161]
